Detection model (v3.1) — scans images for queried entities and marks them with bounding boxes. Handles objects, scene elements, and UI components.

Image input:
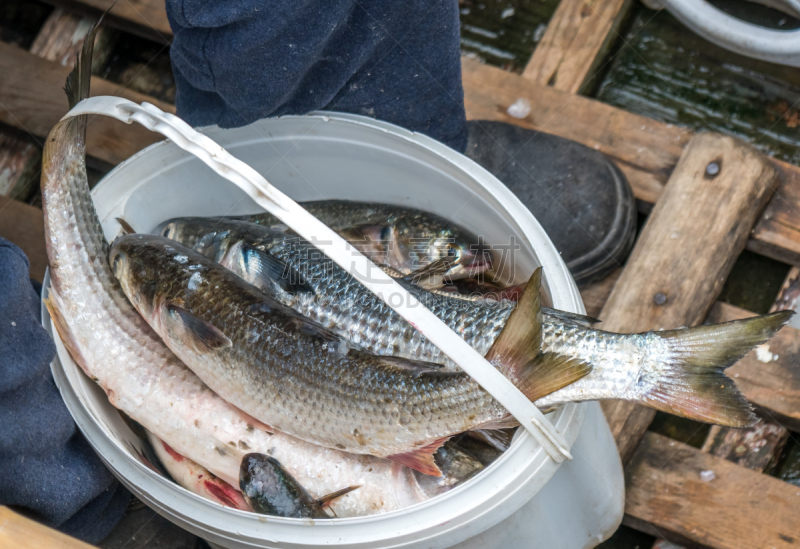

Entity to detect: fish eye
[111,254,121,273]
[446,244,461,260]
[380,226,391,241]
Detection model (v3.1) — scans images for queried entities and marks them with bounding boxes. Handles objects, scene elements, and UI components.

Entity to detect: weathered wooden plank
[461,58,800,265]
[0,134,39,200]
[0,197,46,282]
[38,0,171,43]
[0,8,115,202]
[624,432,800,549]
[0,506,96,548]
[0,41,174,167]
[598,133,780,463]
[522,0,633,94]
[579,267,621,318]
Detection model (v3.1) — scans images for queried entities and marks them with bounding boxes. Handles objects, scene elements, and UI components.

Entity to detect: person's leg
[0,239,130,544]
[167,0,468,151]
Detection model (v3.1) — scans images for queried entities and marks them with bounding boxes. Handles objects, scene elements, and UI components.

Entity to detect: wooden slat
[461,58,800,265]
[0,134,39,199]
[0,197,47,282]
[0,42,174,167]
[598,133,780,463]
[38,0,171,42]
[522,0,633,94]
[0,8,111,202]
[0,506,95,548]
[624,432,800,549]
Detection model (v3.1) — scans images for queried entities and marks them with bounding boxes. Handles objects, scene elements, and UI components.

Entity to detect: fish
[239,454,359,518]
[147,431,250,511]
[160,217,793,427]
[109,233,590,475]
[37,18,455,517]
[238,200,493,280]
[412,441,486,498]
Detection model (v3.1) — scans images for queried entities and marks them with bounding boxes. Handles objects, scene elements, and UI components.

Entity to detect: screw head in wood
[706,161,721,177]
[653,292,667,305]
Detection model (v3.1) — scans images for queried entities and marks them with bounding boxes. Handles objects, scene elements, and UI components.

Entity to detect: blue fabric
[0,238,130,544]
[167,0,468,152]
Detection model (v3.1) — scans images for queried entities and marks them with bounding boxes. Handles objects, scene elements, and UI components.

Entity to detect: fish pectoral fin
[378,356,446,372]
[316,485,361,508]
[403,257,457,288]
[165,302,232,352]
[241,244,314,294]
[518,353,592,403]
[469,416,520,431]
[233,405,274,434]
[386,437,450,477]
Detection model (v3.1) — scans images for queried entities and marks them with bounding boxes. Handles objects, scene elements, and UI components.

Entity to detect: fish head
[110,233,215,326]
[159,217,235,263]
[390,217,493,281]
[110,233,168,320]
[239,453,322,519]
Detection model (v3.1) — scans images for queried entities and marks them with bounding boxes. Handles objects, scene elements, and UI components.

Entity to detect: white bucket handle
[642,0,800,67]
[63,97,573,462]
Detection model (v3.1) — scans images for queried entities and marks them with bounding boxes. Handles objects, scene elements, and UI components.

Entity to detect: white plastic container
[43,113,624,548]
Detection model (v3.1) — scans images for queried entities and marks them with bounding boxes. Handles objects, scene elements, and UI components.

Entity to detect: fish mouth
[459,247,494,276]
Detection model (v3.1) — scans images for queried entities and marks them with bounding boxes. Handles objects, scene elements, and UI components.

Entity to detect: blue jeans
[167,0,468,152]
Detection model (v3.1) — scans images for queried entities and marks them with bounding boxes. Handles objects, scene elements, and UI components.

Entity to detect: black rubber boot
[464,120,637,286]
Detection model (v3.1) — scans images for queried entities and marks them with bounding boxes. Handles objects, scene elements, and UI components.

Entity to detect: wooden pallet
[1,1,799,548]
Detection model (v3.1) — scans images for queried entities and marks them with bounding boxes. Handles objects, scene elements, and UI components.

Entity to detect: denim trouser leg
[166,0,468,152]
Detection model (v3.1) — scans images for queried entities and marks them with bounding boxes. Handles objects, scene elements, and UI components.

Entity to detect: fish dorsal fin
[484,268,592,402]
[316,485,361,508]
[116,217,136,235]
[239,244,314,294]
[484,267,544,372]
[165,303,232,352]
[542,307,600,327]
[386,436,450,476]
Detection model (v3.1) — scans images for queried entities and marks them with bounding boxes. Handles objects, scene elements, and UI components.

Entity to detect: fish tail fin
[485,268,592,402]
[642,311,793,427]
[316,485,361,508]
[65,6,109,109]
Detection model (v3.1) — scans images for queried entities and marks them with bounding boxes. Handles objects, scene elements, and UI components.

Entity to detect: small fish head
[239,453,323,519]
[159,217,233,262]
[391,217,493,280]
[110,234,167,320]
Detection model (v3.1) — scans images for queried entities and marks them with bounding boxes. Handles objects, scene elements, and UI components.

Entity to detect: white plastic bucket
[42,113,624,548]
